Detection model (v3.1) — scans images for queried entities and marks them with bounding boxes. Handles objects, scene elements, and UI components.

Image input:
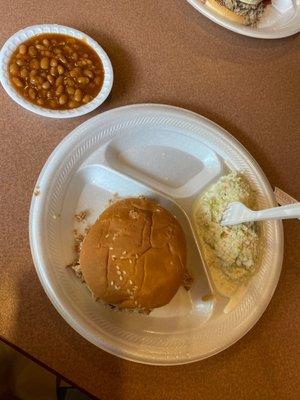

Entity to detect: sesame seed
[116,266,120,270]
[123,271,126,275]
[112,255,116,260]
[129,259,133,264]
[105,234,109,238]
[127,289,130,294]
[117,271,121,275]
[110,281,114,286]
[119,276,123,281]
[129,280,133,285]
[134,301,137,305]
[109,247,113,250]
[122,250,127,255]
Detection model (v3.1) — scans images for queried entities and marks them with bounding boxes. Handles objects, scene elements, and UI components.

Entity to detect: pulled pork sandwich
[78,197,192,313]
[206,0,269,26]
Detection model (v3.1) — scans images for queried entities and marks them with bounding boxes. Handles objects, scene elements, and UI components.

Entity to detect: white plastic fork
[221,202,300,226]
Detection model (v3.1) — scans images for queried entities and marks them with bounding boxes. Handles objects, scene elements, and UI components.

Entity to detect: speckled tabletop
[0,1,299,399]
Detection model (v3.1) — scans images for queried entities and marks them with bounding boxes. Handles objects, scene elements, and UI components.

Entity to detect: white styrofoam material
[273,0,295,13]
[104,129,222,199]
[0,24,113,118]
[29,104,283,365]
[186,0,300,38]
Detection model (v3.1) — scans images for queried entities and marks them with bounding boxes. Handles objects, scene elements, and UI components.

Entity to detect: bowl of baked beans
[0,24,113,118]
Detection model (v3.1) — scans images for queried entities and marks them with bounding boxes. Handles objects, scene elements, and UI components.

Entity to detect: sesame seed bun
[79,197,191,312]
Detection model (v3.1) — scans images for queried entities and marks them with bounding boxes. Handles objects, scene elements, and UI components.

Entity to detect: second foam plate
[186,0,300,39]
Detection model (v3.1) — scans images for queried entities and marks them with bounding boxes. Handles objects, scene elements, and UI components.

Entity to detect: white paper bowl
[0,24,113,118]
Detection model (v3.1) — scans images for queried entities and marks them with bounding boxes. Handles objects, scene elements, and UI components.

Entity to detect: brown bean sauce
[8,34,104,110]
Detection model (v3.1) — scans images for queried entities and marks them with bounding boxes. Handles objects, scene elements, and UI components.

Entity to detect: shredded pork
[216,0,265,25]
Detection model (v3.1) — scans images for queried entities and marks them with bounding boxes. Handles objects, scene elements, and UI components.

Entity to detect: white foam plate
[186,0,300,38]
[29,104,283,365]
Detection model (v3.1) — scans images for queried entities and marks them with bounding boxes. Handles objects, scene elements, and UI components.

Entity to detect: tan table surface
[0,1,299,399]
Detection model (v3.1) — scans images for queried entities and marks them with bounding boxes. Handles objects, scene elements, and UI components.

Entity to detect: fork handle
[250,203,300,222]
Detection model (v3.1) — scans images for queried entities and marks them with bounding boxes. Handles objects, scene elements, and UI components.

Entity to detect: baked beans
[8,34,104,110]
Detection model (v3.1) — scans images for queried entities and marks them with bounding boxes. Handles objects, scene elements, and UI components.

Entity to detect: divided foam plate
[29,104,283,364]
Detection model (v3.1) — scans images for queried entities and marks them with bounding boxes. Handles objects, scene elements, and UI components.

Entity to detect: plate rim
[29,103,284,365]
[186,0,300,39]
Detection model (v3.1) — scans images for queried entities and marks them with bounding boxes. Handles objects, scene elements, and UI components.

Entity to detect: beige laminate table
[0,1,299,399]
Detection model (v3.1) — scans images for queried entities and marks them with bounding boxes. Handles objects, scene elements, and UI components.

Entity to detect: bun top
[79,197,191,312]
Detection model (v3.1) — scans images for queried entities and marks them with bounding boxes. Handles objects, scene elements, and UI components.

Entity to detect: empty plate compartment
[105,128,222,198]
